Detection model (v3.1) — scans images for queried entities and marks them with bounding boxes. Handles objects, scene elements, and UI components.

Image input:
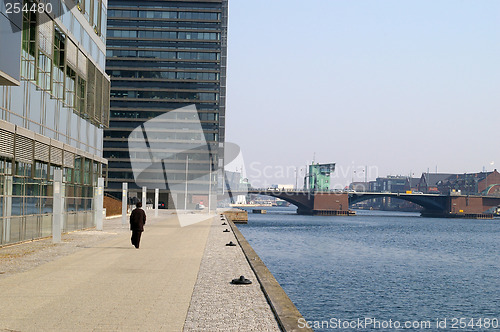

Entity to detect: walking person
[130,202,146,249]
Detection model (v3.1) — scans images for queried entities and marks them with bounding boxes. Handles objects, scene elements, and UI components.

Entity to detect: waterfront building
[435,170,500,195]
[0,0,110,245]
[417,173,455,194]
[349,181,369,192]
[368,176,418,193]
[359,176,421,211]
[104,0,228,209]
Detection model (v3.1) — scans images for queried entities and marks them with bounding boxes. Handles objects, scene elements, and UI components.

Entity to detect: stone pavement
[0,211,279,331]
[184,217,280,331]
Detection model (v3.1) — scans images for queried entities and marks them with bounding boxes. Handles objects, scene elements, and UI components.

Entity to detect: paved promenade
[0,211,280,331]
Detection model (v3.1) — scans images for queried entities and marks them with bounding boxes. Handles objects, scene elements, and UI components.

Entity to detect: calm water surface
[238,208,500,331]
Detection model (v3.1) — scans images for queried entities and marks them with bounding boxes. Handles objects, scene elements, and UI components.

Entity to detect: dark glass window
[65,67,76,108]
[53,26,66,100]
[77,77,86,115]
[37,52,51,91]
[21,5,37,80]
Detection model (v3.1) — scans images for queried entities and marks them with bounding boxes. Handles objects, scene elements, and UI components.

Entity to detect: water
[238,207,500,331]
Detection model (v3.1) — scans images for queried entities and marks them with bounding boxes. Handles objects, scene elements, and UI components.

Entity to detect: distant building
[0,0,110,245]
[437,170,500,195]
[350,182,369,192]
[417,173,455,193]
[371,176,407,193]
[352,176,421,211]
[351,177,420,193]
[406,177,420,192]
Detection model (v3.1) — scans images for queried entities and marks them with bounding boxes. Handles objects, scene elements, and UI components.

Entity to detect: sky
[224,0,500,189]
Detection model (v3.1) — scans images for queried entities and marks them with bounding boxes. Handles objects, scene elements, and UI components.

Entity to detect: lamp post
[184,155,189,210]
[208,154,213,213]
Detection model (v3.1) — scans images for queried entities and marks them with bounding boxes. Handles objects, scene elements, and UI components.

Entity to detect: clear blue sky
[225,0,500,188]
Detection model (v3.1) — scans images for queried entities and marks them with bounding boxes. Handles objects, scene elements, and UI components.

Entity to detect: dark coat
[130,208,146,231]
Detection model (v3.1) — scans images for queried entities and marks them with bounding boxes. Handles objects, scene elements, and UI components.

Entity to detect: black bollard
[223,229,230,232]
[226,241,236,246]
[231,275,252,285]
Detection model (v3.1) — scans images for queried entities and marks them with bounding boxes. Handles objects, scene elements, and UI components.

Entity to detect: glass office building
[105,0,228,209]
[0,0,110,245]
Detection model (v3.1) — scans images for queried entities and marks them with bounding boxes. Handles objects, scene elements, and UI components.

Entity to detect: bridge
[226,189,500,218]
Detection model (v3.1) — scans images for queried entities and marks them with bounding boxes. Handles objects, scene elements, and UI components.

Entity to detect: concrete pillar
[2,176,12,244]
[142,186,147,209]
[122,182,128,225]
[154,188,159,217]
[94,177,104,231]
[52,169,63,243]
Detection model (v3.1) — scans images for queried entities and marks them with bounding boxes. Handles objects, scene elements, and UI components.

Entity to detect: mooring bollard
[231,276,252,285]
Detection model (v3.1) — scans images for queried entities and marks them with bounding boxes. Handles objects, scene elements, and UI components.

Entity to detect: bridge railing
[247,188,352,194]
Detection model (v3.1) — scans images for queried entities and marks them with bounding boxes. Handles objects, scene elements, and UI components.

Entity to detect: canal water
[237,207,500,331]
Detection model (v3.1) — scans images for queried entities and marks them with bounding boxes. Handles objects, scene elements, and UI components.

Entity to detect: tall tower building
[0,0,110,245]
[105,0,228,209]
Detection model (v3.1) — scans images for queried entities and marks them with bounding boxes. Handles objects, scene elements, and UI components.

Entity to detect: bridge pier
[293,193,354,215]
[242,190,354,216]
[421,210,493,219]
[311,193,353,216]
[296,208,313,215]
[438,195,500,219]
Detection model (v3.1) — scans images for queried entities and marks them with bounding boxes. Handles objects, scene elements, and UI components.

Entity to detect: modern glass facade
[105,0,228,209]
[0,0,110,245]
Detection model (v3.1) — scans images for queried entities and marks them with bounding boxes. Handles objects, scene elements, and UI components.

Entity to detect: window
[93,0,100,34]
[198,93,218,101]
[65,67,76,108]
[64,167,73,183]
[36,12,54,90]
[74,157,82,184]
[37,51,51,91]
[34,161,48,179]
[52,27,65,99]
[0,158,13,175]
[84,0,91,23]
[15,162,31,177]
[21,6,37,80]
[77,77,86,115]
[100,2,107,42]
[80,0,102,35]
[93,161,99,186]
[83,159,91,185]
